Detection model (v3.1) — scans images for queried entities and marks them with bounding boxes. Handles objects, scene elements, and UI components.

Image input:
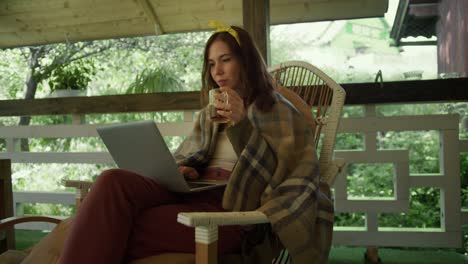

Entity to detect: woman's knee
[92,169,167,202]
[94,169,138,190]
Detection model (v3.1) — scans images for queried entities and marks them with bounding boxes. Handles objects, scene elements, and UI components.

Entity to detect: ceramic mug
[208,88,229,123]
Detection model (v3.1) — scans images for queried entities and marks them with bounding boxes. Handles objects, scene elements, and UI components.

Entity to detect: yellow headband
[208,20,240,46]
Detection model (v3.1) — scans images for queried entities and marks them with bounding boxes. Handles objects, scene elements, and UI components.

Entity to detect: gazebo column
[242,0,271,65]
[437,0,468,77]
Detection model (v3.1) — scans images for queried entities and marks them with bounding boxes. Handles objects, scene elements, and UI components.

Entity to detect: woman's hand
[178,166,200,180]
[216,87,246,126]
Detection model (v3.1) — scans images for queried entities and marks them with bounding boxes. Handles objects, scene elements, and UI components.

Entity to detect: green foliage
[270,26,301,66]
[335,133,364,150]
[22,203,75,216]
[85,112,185,127]
[379,188,441,228]
[461,153,468,208]
[21,111,188,154]
[0,138,5,151]
[378,103,447,116]
[342,106,364,118]
[334,212,366,227]
[443,102,468,116]
[11,163,103,192]
[83,32,209,96]
[0,49,28,99]
[333,188,442,229]
[378,131,440,174]
[347,163,394,198]
[126,67,183,93]
[47,59,97,92]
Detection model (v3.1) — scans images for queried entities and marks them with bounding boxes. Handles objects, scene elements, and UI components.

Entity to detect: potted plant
[48,59,97,97]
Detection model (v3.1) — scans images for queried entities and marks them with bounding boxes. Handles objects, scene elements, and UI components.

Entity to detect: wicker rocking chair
[176,60,346,264]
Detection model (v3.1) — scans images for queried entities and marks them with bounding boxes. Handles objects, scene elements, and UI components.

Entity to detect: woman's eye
[222,58,231,62]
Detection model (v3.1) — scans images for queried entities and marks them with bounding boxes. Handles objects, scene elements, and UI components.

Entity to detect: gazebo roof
[0,0,388,48]
[390,0,439,46]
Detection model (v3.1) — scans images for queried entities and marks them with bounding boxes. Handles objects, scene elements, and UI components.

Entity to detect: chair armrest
[177,211,268,227]
[177,211,269,264]
[0,216,65,230]
[63,180,93,208]
[63,180,93,190]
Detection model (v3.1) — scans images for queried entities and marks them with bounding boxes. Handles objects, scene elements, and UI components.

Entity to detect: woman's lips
[217,80,227,86]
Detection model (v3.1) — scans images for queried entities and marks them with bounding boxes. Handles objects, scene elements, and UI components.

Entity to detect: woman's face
[208,40,241,91]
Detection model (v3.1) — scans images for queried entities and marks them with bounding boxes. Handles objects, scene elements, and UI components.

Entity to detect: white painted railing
[333,106,466,248]
[1,108,466,249]
[12,191,72,230]
[1,111,197,230]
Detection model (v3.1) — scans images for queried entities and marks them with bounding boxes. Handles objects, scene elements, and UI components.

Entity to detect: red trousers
[58,168,242,263]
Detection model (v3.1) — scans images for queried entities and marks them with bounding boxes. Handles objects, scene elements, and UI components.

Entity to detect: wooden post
[195,242,218,264]
[365,246,380,263]
[437,0,468,77]
[71,114,85,124]
[0,159,15,252]
[243,0,271,65]
[195,226,218,264]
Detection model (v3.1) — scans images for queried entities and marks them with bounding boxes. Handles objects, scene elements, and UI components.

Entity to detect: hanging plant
[48,59,97,93]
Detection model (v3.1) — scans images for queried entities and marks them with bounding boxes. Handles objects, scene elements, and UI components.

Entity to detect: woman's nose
[214,64,223,75]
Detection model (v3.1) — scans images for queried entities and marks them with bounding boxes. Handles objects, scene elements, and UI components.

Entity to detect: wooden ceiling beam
[0,18,153,48]
[390,0,410,45]
[136,0,164,34]
[270,0,388,24]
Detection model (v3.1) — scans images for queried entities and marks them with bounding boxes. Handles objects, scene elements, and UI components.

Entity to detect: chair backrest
[269,61,346,185]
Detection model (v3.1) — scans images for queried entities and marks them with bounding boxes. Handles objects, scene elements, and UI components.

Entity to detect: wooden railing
[1,78,468,248]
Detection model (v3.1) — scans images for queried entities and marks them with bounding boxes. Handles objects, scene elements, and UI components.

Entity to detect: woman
[58,23,333,264]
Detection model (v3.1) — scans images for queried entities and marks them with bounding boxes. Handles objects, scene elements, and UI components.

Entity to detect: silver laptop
[96,120,227,193]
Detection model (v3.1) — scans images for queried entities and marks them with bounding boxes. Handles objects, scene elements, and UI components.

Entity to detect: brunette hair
[201,26,275,112]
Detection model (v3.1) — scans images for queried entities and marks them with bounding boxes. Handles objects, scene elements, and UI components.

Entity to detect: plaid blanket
[174,91,334,263]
